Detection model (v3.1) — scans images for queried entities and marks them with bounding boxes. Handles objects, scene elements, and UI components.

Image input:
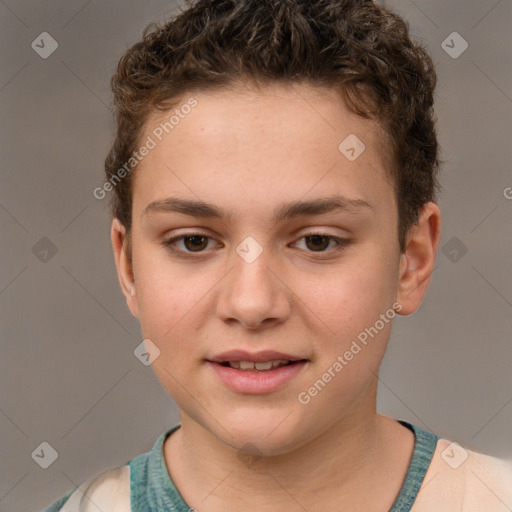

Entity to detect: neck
[163,386,414,511]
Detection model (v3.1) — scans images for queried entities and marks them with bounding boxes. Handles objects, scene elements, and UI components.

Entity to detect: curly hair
[105,0,440,257]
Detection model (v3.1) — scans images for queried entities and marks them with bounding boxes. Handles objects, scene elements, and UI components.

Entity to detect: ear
[111,218,139,319]
[396,202,441,315]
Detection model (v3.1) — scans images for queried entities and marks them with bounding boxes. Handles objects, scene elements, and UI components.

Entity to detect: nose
[215,246,291,330]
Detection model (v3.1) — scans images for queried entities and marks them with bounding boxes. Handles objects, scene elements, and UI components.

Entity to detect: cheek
[293,261,397,416]
[132,249,208,349]
[135,263,212,397]
[295,252,397,340]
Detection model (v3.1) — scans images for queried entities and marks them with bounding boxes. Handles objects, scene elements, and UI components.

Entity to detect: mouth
[207,358,309,394]
[215,360,307,371]
[206,350,310,393]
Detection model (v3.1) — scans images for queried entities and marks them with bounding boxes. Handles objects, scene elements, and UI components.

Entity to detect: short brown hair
[105,0,440,257]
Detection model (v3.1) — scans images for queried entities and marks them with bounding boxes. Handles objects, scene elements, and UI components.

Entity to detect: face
[112,82,434,456]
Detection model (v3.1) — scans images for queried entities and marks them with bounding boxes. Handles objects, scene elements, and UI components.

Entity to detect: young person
[44,1,512,510]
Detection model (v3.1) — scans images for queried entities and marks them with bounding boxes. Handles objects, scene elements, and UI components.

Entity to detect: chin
[212,409,310,457]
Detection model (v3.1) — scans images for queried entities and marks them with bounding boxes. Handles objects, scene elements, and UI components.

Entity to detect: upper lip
[207,350,308,364]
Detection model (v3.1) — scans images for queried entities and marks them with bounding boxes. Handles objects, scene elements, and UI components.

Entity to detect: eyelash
[163,232,351,259]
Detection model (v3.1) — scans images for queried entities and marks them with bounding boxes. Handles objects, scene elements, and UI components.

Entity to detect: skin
[111,82,441,511]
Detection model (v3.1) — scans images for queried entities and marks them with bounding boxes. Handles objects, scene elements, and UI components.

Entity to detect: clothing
[43,420,512,511]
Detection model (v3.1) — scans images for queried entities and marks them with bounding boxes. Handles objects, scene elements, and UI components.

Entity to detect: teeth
[255,361,273,370]
[227,360,291,371]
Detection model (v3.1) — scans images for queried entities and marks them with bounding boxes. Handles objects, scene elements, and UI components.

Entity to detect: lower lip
[207,361,308,394]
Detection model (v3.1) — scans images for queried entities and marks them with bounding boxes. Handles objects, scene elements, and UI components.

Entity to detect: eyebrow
[142,194,373,223]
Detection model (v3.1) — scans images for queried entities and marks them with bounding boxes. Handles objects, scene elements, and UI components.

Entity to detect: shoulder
[412,437,512,511]
[45,465,130,512]
[43,427,176,512]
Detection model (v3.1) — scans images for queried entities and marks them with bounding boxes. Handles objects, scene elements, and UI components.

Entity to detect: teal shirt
[44,420,439,511]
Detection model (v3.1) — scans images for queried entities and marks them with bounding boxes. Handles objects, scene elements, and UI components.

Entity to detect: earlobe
[396,202,441,316]
[111,218,140,319]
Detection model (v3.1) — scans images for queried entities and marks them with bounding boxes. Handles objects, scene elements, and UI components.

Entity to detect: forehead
[146,82,388,160]
[132,82,395,226]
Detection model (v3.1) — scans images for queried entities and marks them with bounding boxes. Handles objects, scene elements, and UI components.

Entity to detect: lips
[206,349,310,392]
[207,357,309,394]
[223,360,291,371]
[207,349,307,365]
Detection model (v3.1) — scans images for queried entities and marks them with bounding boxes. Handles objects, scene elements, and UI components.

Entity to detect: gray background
[0,1,511,510]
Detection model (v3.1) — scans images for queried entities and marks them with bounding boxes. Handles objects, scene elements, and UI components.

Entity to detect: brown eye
[292,232,350,256]
[182,235,209,252]
[164,233,216,257]
[304,234,331,252]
